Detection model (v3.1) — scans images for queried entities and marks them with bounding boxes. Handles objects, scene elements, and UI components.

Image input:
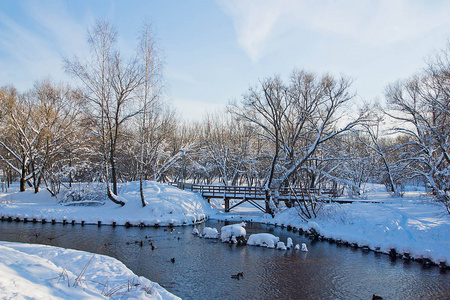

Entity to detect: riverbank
[258,185,450,267]
[209,185,450,267]
[0,241,180,299]
[0,181,214,227]
[2,182,449,267]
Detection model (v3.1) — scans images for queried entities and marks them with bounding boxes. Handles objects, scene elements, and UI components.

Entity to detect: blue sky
[2,0,450,121]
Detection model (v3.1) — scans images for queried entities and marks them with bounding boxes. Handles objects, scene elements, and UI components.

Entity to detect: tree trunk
[140,176,146,207]
[110,152,118,195]
[20,160,26,192]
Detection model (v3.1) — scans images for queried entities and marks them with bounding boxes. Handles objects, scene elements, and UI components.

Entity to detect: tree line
[1,21,449,214]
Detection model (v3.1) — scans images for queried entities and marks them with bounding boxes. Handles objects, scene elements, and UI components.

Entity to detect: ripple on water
[0,220,449,299]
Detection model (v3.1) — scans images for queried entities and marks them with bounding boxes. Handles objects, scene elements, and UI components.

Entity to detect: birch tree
[64,20,142,205]
[136,22,163,207]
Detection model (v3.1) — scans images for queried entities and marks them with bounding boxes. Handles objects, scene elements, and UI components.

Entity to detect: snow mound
[247,233,279,248]
[220,222,246,243]
[0,181,216,227]
[203,227,219,239]
[0,241,179,299]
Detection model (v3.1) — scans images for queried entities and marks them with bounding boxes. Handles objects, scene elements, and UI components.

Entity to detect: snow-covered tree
[385,50,450,211]
[65,20,143,206]
[230,70,365,214]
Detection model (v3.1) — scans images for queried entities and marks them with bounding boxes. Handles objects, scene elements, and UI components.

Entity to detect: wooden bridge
[172,182,342,213]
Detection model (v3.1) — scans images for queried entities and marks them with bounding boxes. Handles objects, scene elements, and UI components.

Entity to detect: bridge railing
[174,182,337,199]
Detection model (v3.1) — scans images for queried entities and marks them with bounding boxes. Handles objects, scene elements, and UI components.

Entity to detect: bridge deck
[172,182,343,213]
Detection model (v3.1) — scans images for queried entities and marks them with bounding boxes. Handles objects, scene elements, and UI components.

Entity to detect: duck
[231,272,243,279]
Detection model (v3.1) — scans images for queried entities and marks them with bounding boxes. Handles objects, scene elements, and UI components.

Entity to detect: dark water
[0,220,449,300]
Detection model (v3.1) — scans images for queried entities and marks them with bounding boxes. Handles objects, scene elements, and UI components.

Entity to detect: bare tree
[385,67,450,211]
[356,106,403,197]
[136,21,164,207]
[230,70,365,215]
[230,76,289,213]
[64,20,143,206]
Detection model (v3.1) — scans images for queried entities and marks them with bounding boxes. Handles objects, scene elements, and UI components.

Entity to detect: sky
[1,0,450,122]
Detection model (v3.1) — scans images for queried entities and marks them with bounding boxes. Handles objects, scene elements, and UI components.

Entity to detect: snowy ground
[0,181,214,227]
[0,241,180,299]
[263,185,450,265]
[210,185,450,265]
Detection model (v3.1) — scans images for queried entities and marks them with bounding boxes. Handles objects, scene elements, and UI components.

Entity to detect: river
[0,220,449,299]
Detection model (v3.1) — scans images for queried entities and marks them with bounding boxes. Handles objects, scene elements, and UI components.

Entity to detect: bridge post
[225,198,230,212]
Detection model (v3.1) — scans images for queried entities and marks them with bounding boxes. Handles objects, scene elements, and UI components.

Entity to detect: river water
[0,220,449,299]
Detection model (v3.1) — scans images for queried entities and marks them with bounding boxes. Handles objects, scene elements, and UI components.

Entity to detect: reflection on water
[0,220,449,299]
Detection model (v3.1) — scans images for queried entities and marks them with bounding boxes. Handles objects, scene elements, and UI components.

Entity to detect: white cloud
[24,1,88,58]
[219,0,450,62]
[218,0,288,62]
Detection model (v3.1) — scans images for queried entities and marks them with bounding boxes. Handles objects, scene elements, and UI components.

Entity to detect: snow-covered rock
[276,241,287,250]
[220,222,246,243]
[192,228,199,235]
[203,227,219,239]
[301,243,308,252]
[247,233,279,248]
[286,237,293,249]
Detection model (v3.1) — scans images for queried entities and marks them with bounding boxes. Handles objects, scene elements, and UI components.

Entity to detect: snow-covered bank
[0,181,215,227]
[0,241,180,299]
[261,185,450,266]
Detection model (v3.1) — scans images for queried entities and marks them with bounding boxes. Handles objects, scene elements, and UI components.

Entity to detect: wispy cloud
[218,0,287,62]
[24,0,88,58]
[0,1,89,90]
[219,0,450,62]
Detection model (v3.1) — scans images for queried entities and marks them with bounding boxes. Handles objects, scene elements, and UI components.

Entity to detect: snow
[286,237,293,249]
[247,233,279,248]
[220,222,246,243]
[0,241,180,299]
[276,241,287,250]
[301,243,308,252]
[202,227,219,239]
[262,184,450,264]
[0,181,215,227]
